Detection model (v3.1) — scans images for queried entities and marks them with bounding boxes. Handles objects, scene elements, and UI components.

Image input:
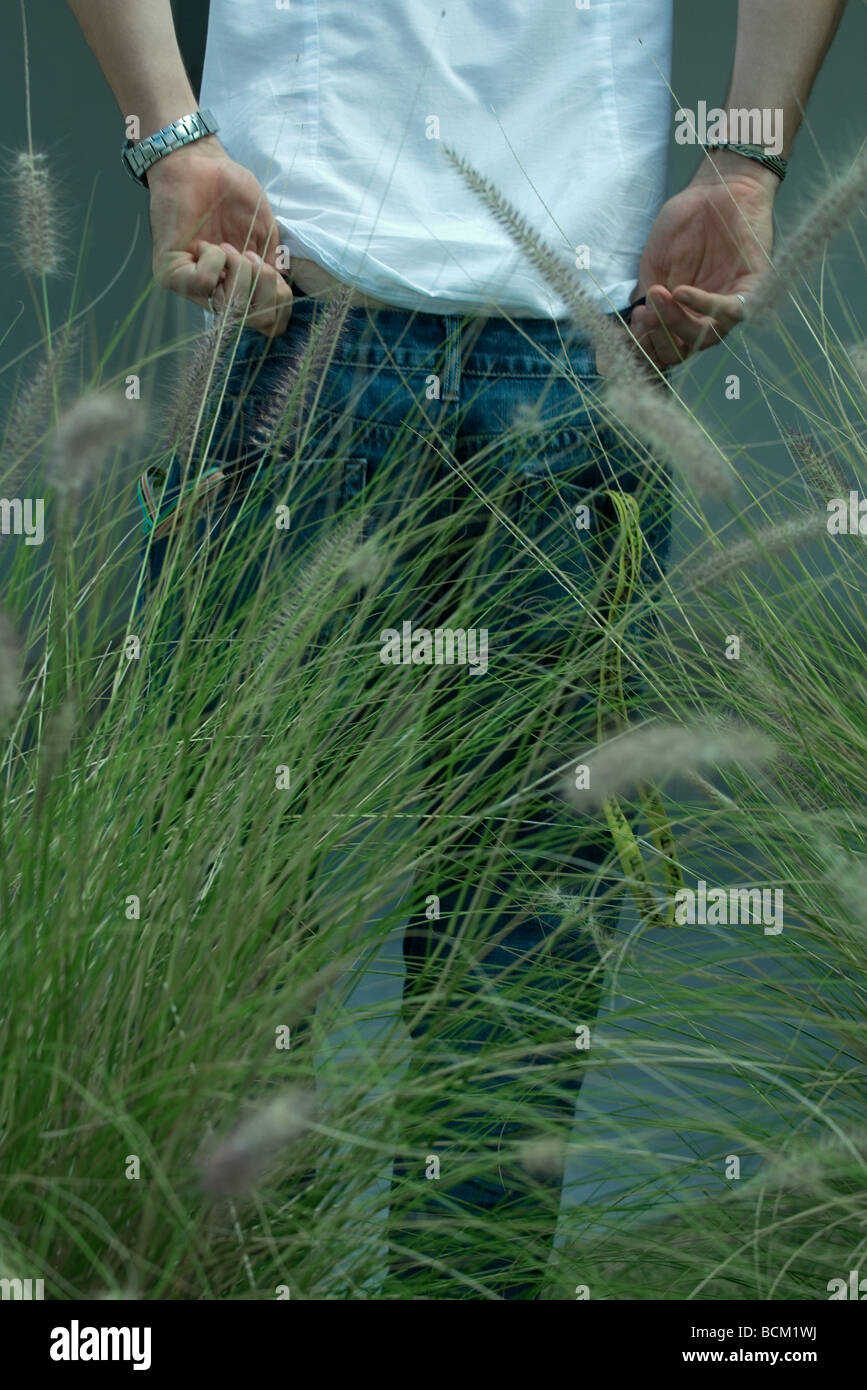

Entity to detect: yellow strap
[598,489,684,928]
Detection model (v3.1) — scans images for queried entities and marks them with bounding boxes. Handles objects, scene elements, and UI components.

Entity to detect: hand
[629,165,777,370]
[147,138,293,338]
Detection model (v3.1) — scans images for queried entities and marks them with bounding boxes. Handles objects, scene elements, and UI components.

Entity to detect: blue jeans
[139,295,671,1299]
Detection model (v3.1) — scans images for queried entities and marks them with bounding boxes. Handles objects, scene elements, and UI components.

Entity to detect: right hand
[147,137,293,338]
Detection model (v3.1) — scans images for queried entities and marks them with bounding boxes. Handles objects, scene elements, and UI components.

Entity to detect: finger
[633,287,727,358]
[270,284,294,337]
[630,300,688,367]
[635,324,689,370]
[156,241,228,304]
[220,243,255,314]
[657,307,725,352]
[646,282,747,351]
[195,241,230,296]
[628,303,659,342]
[250,254,281,334]
[673,284,746,332]
[646,286,723,349]
[242,249,294,337]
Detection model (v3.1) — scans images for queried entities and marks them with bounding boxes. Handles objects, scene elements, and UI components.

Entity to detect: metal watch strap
[122,109,220,188]
[701,141,787,182]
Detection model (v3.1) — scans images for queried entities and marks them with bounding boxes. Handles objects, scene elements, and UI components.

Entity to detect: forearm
[65,0,200,137]
[694,0,847,188]
[727,0,846,156]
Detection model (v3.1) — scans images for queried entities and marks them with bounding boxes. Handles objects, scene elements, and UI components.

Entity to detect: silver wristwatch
[122,109,220,188]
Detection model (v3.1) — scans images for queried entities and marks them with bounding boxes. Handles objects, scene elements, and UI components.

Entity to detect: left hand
[628,169,777,370]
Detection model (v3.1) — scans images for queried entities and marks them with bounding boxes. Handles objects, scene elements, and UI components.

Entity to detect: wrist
[123,110,223,188]
[144,133,227,181]
[690,147,782,195]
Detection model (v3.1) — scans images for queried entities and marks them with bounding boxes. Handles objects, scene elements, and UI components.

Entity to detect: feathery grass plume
[237,286,355,459]
[736,648,837,812]
[35,688,78,811]
[443,144,643,385]
[244,345,302,456]
[0,610,24,727]
[49,391,142,497]
[817,839,867,933]
[682,769,736,808]
[687,511,828,589]
[518,1136,566,1180]
[739,651,824,746]
[789,430,849,503]
[4,326,82,488]
[267,511,367,649]
[288,282,355,434]
[762,1129,867,1197]
[342,538,386,591]
[745,147,867,321]
[536,883,598,925]
[199,1088,315,1197]
[167,299,247,460]
[602,379,735,499]
[565,719,776,812]
[9,151,63,277]
[759,1150,828,1195]
[534,886,614,957]
[735,656,825,813]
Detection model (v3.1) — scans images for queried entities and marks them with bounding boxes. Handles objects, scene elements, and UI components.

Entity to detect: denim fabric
[138,296,671,1299]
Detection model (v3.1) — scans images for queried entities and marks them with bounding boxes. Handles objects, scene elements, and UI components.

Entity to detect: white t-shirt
[199,0,673,317]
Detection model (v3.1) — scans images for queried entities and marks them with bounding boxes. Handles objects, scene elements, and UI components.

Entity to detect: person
[67,0,847,1299]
